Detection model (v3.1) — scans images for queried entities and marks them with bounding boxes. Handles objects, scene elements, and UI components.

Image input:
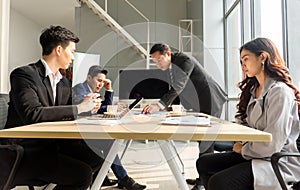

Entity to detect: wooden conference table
[0,112,272,190]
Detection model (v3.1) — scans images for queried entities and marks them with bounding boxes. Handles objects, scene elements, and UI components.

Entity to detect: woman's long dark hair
[236,38,300,123]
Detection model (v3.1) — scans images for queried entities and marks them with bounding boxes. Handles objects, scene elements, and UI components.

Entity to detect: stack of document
[161,115,210,127]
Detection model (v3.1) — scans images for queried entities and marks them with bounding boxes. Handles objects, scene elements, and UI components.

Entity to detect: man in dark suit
[4,25,103,190]
[73,65,113,114]
[142,43,227,116]
[73,65,146,190]
[142,43,228,190]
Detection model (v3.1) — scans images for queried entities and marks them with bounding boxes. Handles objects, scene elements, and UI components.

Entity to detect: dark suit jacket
[5,60,77,129]
[2,61,105,188]
[159,53,227,117]
[72,81,113,114]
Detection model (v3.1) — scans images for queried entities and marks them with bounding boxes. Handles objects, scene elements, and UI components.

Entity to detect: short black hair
[87,65,108,78]
[150,43,171,55]
[39,25,79,56]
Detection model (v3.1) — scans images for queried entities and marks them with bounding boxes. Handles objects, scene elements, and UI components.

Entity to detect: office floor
[13,140,200,190]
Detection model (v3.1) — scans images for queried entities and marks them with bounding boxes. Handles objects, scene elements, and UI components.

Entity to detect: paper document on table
[161,115,210,127]
[75,118,121,125]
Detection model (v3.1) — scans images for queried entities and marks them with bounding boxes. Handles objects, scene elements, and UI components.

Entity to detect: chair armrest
[271,152,300,190]
[0,144,24,190]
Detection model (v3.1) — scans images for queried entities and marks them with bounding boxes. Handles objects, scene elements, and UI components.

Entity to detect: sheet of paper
[75,118,121,125]
[161,115,210,126]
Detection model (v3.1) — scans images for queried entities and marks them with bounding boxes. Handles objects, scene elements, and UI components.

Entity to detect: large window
[286,0,300,90]
[242,0,252,43]
[254,0,284,56]
[224,1,242,121]
[226,0,237,11]
[224,0,286,121]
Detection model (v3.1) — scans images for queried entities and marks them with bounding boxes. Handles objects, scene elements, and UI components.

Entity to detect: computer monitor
[118,69,169,99]
[118,69,181,105]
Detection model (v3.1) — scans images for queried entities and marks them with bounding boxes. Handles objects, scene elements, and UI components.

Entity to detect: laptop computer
[92,96,144,120]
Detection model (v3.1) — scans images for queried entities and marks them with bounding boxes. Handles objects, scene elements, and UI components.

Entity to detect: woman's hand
[233,142,243,154]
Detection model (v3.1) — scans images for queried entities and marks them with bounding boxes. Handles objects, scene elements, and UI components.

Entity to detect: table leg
[170,140,185,174]
[120,139,132,160]
[157,140,189,190]
[90,139,124,190]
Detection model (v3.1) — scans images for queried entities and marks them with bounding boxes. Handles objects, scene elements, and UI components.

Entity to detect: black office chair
[0,93,9,131]
[0,93,24,190]
[271,135,300,190]
[214,141,234,152]
[0,94,50,190]
[0,144,24,190]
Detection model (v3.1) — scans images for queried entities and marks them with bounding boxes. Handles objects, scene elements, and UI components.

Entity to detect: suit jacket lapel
[83,81,92,94]
[36,61,55,106]
[55,78,71,106]
[56,81,63,105]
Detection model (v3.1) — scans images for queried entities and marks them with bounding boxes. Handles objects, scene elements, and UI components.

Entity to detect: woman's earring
[262,62,264,70]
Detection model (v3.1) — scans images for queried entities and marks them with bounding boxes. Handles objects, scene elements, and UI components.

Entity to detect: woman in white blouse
[196,37,300,190]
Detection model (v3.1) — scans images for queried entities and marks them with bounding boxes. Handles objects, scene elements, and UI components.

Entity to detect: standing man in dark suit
[142,43,227,190]
[142,43,227,116]
[73,65,146,190]
[4,25,103,190]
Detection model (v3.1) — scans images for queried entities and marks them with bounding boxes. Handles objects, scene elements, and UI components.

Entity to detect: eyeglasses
[151,55,164,64]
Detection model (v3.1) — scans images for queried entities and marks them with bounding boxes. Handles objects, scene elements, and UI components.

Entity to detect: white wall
[76,0,190,96]
[0,0,10,93]
[9,8,42,74]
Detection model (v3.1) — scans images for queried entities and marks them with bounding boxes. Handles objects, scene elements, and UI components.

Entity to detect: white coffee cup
[107,105,118,113]
[171,105,183,113]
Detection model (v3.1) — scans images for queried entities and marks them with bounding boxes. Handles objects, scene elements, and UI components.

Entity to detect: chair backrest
[0,93,9,130]
[297,114,300,152]
[0,94,47,189]
[296,134,300,152]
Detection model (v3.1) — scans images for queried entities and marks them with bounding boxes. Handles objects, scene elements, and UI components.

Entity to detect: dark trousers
[13,139,104,190]
[196,151,254,190]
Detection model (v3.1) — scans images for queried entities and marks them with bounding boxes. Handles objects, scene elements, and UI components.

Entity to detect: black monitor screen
[118,69,170,99]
